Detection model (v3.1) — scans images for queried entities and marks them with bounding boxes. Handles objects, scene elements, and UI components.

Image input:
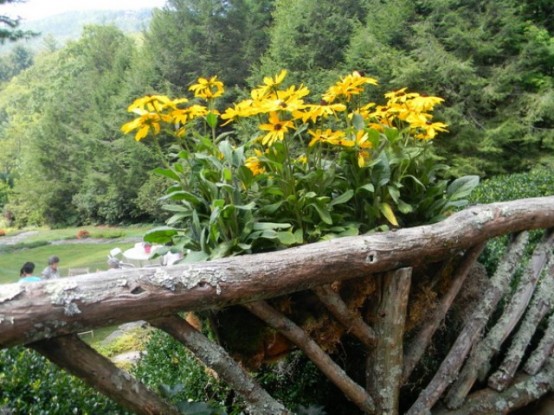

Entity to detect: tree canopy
[0,0,552,227]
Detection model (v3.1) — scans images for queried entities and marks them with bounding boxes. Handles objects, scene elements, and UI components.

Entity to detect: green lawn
[0,225,153,284]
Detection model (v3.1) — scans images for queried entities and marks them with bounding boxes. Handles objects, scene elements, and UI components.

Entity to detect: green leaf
[144,227,179,244]
[153,167,180,181]
[352,113,366,130]
[253,222,292,230]
[374,152,391,187]
[397,199,414,214]
[183,251,210,263]
[206,112,218,129]
[312,203,333,225]
[276,231,298,245]
[330,189,354,206]
[379,202,399,226]
[358,183,375,194]
[162,191,201,205]
[447,175,480,200]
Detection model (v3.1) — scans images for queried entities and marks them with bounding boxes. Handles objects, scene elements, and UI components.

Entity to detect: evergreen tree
[254,0,368,94]
[0,0,36,43]
[143,0,274,96]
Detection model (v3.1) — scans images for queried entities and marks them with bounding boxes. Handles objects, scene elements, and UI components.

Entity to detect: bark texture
[314,284,377,348]
[366,268,412,415]
[445,230,554,408]
[31,335,181,415]
[149,315,290,415]
[406,232,529,415]
[489,258,554,391]
[244,300,376,413]
[402,243,485,382]
[2,196,554,349]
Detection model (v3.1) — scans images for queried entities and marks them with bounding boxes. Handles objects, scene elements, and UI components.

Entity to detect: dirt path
[0,231,39,245]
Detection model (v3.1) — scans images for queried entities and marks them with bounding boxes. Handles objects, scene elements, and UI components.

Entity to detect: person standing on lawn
[19,262,42,283]
[41,255,60,279]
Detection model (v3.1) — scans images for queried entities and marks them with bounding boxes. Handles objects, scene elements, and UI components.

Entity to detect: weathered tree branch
[524,312,554,375]
[445,230,554,408]
[402,243,485,383]
[149,315,289,415]
[489,257,554,391]
[433,356,554,415]
[243,300,375,414]
[2,197,554,348]
[366,268,412,415]
[406,232,529,415]
[30,334,181,415]
[313,284,377,348]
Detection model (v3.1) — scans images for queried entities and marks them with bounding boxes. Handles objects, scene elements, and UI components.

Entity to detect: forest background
[0,0,553,229]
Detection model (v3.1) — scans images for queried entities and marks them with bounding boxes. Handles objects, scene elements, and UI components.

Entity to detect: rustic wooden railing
[1,196,554,414]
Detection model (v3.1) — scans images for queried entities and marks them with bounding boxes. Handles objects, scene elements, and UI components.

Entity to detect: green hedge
[470,167,554,275]
[0,347,127,414]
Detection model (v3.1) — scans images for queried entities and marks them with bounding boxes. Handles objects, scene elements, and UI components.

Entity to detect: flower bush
[122,71,477,260]
[76,229,91,239]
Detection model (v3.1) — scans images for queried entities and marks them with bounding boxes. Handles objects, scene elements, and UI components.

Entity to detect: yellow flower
[127,95,175,113]
[252,69,288,100]
[322,71,378,103]
[259,112,294,146]
[293,102,346,123]
[121,113,172,141]
[412,121,448,140]
[221,99,257,125]
[338,131,373,167]
[245,150,266,175]
[296,154,308,164]
[260,85,309,113]
[189,76,224,100]
[307,129,346,147]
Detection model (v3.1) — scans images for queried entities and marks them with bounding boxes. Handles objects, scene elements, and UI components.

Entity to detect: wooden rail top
[1,196,554,348]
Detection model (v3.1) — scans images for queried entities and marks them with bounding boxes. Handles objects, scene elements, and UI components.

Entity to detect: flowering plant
[122,71,477,260]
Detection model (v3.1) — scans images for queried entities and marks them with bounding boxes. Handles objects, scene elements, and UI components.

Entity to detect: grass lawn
[0,225,153,284]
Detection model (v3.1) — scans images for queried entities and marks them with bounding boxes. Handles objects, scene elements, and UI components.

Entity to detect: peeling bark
[406,232,529,415]
[243,300,375,414]
[366,268,412,415]
[2,197,554,348]
[489,258,554,391]
[30,335,181,415]
[433,356,554,415]
[403,244,485,383]
[445,230,554,408]
[149,315,289,415]
[525,312,554,375]
[313,284,377,348]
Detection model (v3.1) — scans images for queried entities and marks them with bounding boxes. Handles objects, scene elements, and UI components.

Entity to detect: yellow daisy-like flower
[127,95,175,114]
[189,76,224,100]
[245,150,266,175]
[322,71,378,103]
[251,69,288,100]
[261,85,309,113]
[412,121,448,140]
[338,131,373,167]
[293,102,347,123]
[121,112,172,141]
[307,129,346,147]
[221,99,257,125]
[259,112,295,146]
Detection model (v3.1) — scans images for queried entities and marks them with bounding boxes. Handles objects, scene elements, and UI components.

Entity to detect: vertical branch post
[366,267,412,415]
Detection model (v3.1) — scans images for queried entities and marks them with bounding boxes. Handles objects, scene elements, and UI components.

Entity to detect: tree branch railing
[1,196,554,414]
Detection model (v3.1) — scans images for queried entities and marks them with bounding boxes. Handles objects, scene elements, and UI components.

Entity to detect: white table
[122,244,163,267]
